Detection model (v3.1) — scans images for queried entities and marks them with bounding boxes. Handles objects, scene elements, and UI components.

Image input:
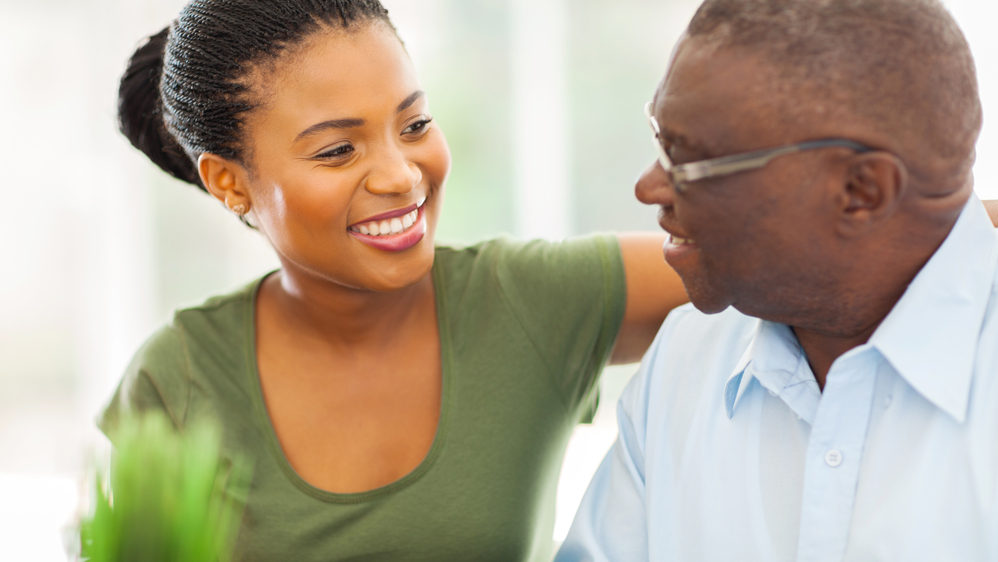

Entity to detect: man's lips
[658,216,696,246]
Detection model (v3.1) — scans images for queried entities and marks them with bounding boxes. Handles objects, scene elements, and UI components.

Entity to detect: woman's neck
[259,265,436,350]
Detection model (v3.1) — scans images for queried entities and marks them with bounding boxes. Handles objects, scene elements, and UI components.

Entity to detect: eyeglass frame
[643,101,876,192]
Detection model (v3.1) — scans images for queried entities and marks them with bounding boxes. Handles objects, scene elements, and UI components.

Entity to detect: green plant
[79,412,249,561]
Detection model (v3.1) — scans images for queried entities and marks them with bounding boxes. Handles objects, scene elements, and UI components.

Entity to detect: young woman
[101,1,687,560]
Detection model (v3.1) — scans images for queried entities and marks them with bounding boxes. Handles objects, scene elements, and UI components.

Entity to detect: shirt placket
[795,351,879,562]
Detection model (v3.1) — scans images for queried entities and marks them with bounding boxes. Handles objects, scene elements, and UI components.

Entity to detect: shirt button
[825,449,844,467]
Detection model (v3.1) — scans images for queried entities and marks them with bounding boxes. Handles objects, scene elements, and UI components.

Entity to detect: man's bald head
[684,0,981,194]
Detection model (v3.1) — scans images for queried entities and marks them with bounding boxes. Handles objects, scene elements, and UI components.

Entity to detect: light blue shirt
[558,196,998,562]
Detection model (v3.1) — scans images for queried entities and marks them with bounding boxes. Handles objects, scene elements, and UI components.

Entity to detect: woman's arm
[986,200,998,227]
[610,234,688,364]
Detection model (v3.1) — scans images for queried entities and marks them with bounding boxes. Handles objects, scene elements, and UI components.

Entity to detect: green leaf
[78,412,250,562]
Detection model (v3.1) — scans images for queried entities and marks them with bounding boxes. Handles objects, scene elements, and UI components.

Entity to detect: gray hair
[686,0,981,178]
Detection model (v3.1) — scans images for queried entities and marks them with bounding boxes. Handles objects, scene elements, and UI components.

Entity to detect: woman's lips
[348,197,426,234]
[350,207,419,236]
[347,199,427,252]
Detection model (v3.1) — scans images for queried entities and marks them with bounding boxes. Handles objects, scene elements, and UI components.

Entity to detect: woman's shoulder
[433,233,620,271]
[100,274,270,434]
[131,273,268,376]
[431,234,624,321]
[169,274,265,332]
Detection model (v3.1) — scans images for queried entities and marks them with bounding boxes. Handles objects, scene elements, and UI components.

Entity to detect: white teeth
[351,208,421,236]
[671,234,695,245]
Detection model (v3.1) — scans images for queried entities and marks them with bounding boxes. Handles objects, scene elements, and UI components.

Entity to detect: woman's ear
[198,153,252,216]
[835,152,908,236]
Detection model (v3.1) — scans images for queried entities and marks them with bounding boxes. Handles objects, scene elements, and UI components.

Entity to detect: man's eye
[663,140,683,163]
[666,143,699,165]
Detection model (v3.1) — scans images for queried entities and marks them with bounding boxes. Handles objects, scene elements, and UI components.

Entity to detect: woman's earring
[231,203,249,216]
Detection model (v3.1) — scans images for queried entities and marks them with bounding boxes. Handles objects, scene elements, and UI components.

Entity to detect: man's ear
[198,153,252,215]
[835,152,907,236]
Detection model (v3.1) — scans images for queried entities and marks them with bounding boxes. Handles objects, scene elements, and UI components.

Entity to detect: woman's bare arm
[610,234,689,364]
[986,200,998,227]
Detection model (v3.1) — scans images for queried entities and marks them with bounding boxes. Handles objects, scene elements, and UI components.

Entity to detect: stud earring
[231,203,248,216]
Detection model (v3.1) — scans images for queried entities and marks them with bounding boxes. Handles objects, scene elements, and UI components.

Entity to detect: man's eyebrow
[294,118,365,143]
[660,126,714,157]
[397,90,425,113]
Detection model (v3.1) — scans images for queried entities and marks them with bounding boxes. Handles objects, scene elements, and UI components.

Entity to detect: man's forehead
[658,43,767,118]
[654,38,815,150]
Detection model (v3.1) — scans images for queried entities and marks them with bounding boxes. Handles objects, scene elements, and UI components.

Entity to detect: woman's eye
[402,117,433,136]
[316,144,354,160]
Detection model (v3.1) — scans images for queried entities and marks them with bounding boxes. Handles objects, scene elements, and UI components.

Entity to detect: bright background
[2,1,996,559]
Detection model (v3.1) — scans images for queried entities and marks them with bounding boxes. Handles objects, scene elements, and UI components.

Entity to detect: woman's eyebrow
[396,90,425,113]
[292,91,426,144]
[294,118,365,143]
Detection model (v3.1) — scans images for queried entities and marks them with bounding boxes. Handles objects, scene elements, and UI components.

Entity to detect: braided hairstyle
[118,0,394,191]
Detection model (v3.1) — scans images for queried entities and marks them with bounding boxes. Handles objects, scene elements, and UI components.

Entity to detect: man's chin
[689,301,733,315]
[683,286,733,315]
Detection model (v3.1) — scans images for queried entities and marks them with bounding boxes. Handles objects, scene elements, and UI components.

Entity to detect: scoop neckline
[242,266,453,504]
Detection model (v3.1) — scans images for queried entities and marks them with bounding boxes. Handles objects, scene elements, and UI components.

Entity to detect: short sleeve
[97,324,193,441]
[491,234,627,414]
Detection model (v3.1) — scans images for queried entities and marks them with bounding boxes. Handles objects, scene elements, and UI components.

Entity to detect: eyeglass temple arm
[674,139,873,183]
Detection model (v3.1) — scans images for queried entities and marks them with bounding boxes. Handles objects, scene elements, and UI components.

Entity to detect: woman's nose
[364,146,422,195]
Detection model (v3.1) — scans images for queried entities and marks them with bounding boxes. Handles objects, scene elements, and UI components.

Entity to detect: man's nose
[635,160,676,207]
[364,146,422,195]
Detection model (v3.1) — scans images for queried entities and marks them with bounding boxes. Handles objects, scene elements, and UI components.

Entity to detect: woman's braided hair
[118,0,393,191]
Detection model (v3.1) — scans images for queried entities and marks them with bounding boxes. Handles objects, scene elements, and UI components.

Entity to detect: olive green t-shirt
[99,235,626,561]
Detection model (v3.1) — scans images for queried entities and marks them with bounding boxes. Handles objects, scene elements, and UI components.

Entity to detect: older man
[558,1,998,561]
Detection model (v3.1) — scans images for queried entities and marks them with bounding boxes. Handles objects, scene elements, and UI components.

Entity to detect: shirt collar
[869,195,998,422]
[724,195,998,423]
[724,320,811,419]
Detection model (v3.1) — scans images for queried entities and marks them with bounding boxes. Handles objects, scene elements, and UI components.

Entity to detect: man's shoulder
[652,304,760,358]
[636,305,759,393]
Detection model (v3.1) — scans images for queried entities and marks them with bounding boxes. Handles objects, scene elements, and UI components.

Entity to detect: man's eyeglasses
[644,101,875,192]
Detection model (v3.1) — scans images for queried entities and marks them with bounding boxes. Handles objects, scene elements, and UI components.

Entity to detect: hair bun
[117,26,204,189]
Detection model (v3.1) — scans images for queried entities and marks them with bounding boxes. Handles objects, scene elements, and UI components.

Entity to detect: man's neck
[788,249,931,390]
[786,190,969,390]
[791,325,880,390]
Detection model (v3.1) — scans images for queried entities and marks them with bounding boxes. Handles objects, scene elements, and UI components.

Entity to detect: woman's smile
[348,197,428,252]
